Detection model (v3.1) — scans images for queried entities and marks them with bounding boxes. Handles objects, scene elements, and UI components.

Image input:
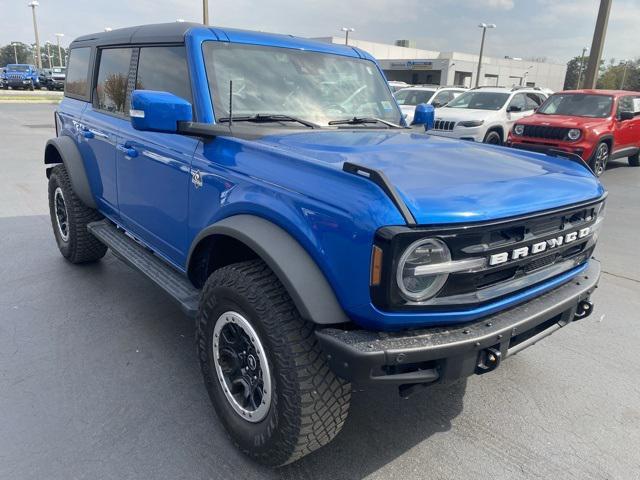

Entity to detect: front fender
[188,215,350,325]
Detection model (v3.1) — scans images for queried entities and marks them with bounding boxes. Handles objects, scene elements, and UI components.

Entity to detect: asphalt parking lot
[1,103,639,480]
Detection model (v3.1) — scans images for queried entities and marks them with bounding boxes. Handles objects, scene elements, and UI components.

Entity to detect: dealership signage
[389,60,434,70]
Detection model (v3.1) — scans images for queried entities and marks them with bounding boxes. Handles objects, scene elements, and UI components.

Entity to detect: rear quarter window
[95,48,133,116]
[65,47,92,99]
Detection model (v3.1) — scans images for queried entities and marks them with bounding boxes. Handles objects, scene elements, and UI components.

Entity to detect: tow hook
[475,347,501,375]
[574,300,594,320]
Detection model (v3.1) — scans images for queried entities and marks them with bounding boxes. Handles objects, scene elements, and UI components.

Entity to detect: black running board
[87,220,199,317]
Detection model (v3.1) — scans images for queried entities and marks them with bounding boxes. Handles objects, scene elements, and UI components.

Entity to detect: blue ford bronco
[45,23,605,466]
[3,63,41,90]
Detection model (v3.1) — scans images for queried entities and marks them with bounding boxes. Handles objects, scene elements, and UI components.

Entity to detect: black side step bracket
[342,162,417,225]
[87,220,199,317]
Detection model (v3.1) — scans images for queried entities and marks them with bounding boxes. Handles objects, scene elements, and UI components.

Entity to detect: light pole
[28,1,42,69]
[45,41,53,69]
[475,23,496,88]
[55,33,64,67]
[520,65,533,86]
[584,0,612,89]
[576,47,588,89]
[11,42,20,63]
[620,60,630,90]
[341,27,355,45]
[203,0,209,25]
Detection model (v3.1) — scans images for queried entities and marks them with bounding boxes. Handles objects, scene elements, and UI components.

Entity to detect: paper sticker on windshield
[381,101,393,111]
[634,98,640,113]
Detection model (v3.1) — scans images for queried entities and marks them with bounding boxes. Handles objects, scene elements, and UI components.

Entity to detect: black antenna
[228,80,233,128]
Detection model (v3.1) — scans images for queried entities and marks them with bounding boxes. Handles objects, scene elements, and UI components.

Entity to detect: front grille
[433,120,456,131]
[523,253,557,273]
[372,198,605,311]
[522,125,570,140]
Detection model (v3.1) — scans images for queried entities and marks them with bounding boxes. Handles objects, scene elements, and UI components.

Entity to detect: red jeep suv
[507,90,640,176]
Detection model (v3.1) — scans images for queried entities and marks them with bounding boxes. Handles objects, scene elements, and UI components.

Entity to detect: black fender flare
[188,215,350,325]
[597,134,614,152]
[44,136,97,209]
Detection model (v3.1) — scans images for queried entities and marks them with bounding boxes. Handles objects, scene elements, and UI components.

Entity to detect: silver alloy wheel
[53,187,70,242]
[594,143,609,176]
[213,311,272,423]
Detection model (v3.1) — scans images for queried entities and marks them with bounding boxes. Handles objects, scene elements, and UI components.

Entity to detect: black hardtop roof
[70,22,201,47]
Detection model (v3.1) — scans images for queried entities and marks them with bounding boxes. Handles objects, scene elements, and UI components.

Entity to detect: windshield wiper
[327,117,404,128]
[217,114,319,129]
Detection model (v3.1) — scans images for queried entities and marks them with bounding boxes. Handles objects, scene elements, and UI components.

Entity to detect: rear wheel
[48,165,108,263]
[483,129,502,145]
[589,142,609,177]
[197,259,351,466]
[629,151,639,167]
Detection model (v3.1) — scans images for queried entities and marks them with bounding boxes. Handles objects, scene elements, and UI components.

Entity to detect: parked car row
[392,81,640,177]
[1,63,65,90]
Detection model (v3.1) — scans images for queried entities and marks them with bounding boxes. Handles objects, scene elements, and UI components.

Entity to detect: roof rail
[471,85,509,90]
[511,85,542,92]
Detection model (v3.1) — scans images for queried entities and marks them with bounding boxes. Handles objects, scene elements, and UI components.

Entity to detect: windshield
[8,65,30,72]
[446,91,510,110]
[203,42,402,126]
[538,93,613,118]
[395,89,436,106]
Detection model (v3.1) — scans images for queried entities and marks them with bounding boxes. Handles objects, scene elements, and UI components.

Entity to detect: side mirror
[620,111,634,121]
[412,103,435,130]
[507,105,522,113]
[130,90,193,133]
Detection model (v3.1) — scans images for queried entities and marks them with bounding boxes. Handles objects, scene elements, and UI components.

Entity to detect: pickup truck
[45,22,605,466]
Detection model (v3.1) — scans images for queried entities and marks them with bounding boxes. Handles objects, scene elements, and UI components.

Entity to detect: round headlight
[396,238,450,302]
[567,128,581,141]
[514,124,524,136]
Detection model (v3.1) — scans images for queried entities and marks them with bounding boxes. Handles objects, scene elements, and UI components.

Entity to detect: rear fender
[44,135,96,209]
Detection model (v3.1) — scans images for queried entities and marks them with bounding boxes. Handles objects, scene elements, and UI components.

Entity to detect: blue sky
[1,0,638,63]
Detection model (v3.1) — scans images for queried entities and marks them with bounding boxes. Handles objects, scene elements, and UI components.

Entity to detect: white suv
[428,87,548,144]
[395,86,467,124]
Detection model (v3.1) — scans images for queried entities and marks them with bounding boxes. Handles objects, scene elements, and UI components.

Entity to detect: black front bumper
[316,260,600,386]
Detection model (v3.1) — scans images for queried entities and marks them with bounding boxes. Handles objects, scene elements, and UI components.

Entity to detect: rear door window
[508,93,527,111]
[65,47,91,98]
[95,48,133,115]
[525,93,543,110]
[135,46,192,104]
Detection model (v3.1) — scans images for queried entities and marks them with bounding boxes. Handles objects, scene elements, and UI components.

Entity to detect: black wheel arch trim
[44,136,97,209]
[188,214,350,325]
[597,134,614,151]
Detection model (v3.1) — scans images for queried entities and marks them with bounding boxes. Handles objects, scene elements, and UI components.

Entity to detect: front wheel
[483,130,502,145]
[197,259,351,466]
[629,151,639,167]
[589,142,609,177]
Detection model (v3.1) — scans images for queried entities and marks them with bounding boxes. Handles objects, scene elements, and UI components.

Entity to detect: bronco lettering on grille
[489,227,591,266]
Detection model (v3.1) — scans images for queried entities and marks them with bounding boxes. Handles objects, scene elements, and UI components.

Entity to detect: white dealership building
[313,37,567,92]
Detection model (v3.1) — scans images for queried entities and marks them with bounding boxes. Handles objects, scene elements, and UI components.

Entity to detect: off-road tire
[197,259,351,466]
[629,151,640,167]
[48,165,107,263]
[483,129,502,145]
[28,80,34,91]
